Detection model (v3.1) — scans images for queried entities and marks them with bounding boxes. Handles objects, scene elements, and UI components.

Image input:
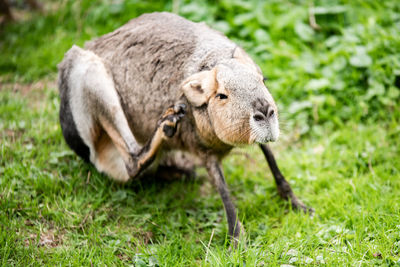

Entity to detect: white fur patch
[249,114,280,143]
[67,46,98,162]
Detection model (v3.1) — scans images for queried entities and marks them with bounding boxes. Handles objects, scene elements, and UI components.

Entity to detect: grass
[1,0,400,266]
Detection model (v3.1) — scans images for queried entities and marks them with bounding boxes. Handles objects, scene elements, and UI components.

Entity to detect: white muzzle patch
[249,114,280,143]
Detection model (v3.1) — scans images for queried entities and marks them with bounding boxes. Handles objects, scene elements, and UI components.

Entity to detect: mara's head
[181,48,279,146]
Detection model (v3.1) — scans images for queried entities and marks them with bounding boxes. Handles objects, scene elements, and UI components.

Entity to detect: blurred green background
[1,0,400,266]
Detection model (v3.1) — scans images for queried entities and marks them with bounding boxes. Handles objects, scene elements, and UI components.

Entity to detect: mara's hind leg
[91,104,186,183]
[94,101,186,181]
[60,45,185,182]
[62,46,141,182]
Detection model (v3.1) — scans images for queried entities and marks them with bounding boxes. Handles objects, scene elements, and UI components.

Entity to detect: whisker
[220,125,244,140]
[220,123,251,143]
[217,117,249,132]
[219,123,248,133]
[237,128,252,142]
[218,121,250,137]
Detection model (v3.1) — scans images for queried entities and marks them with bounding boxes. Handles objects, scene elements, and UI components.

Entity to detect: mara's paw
[125,155,140,179]
[229,222,247,251]
[159,102,186,138]
[291,197,315,217]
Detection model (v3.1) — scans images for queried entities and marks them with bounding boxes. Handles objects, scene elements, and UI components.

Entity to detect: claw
[174,102,186,117]
[159,102,187,138]
[291,197,315,217]
[162,124,176,137]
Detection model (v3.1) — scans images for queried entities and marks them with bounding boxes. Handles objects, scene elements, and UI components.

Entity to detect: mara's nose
[253,103,275,122]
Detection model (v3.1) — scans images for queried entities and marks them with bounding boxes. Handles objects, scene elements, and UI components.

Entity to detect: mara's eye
[263,76,268,82]
[216,93,228,100]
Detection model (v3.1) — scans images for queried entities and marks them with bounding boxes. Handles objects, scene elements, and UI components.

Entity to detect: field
[1,0,400,266]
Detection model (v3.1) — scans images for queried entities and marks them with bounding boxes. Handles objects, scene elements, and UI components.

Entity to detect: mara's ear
[233,46,263,75]
[181,68,218,107]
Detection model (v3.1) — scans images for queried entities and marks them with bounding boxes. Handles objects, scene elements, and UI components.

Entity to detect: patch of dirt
[24,228,64,248]
[199,179,213,197]
[142,231,153,245]
[116,253,130,261]
[0,0,47,25]
[0,78,56,96]
[128,229,155,247]
[38,230,60,247]
[0,77,58,111]
[1,128,25,142]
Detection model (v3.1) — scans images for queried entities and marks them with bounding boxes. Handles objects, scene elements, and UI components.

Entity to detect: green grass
[1,0,400,266]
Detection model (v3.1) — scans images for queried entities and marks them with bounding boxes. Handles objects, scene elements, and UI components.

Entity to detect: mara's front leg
[206,157,242,246]
[259,144,314,215]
